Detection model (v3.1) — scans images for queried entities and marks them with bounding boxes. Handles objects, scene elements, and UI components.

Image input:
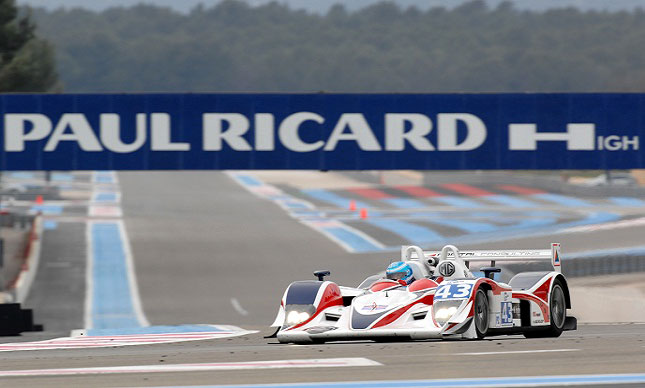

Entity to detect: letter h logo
[509,124,596,151]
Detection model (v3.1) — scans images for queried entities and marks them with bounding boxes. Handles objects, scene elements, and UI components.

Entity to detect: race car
[270,243,576,343]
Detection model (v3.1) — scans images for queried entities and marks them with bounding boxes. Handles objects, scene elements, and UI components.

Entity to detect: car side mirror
[314,270,331,281]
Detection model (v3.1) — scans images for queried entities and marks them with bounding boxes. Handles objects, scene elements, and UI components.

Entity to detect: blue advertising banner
[0,93,642,170]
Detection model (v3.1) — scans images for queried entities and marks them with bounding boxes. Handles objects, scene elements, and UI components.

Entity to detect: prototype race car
[270,243,576,343]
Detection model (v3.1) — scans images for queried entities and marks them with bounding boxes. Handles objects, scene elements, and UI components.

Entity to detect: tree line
[0,0,58,92]
[12,0,645,92]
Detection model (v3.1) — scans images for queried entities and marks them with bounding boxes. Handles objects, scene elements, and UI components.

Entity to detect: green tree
[0,0,58,92]
[27,0,645,93]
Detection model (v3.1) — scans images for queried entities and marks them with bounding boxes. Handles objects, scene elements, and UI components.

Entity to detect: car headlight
[433,300,463,326]
[287,311,311,325]
[283,304,316,327]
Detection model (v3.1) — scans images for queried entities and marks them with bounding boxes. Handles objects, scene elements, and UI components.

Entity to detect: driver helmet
[385,261,415,285]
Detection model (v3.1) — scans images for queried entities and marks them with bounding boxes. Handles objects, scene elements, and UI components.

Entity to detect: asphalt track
[0,323,644,387]
[118,171,389,326]
[1,171,644,387]
[118,171,645,326]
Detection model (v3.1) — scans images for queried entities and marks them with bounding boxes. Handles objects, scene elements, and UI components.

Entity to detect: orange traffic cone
[349,200,357,211]
[360,208,368,219]
[35,195,44,204]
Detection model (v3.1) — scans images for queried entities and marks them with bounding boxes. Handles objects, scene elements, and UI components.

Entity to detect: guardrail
[0,213,44,335]
[563,254,645,278]
[5,214,43,303]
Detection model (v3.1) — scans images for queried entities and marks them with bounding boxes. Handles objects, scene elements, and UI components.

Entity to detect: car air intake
[412,311,427,320]
[325,313,341,322]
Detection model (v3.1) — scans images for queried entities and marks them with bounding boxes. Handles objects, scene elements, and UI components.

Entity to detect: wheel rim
[475,291,488,333]
[551,285,566,328]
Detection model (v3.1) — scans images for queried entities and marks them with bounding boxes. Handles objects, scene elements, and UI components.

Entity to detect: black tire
[524,279,566,338]
[474,288,489,339]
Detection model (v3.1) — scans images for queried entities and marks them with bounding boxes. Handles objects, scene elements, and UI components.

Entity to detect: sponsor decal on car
[501,302,513,325]
[361,302,388,312]
[434,284,473,300]
[438,262,455,277]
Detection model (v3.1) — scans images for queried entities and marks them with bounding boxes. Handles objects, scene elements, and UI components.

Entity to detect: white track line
[83,221,94,329]
[562,217,645,233]
[230,298,249,316]
[118,219,150,327]
[0,358,381,376]
[456,349,579,356]
[88,205,123,217]
[300,219,385,253]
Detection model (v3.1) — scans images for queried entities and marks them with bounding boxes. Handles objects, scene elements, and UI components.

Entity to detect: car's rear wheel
[474,288,489,339]
[524,279,566,338]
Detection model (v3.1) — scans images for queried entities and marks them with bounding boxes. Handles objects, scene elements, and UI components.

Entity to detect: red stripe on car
[533,277,553,303]
[371,294,434,328]
[513,292,550,323]
[287,283,343,330]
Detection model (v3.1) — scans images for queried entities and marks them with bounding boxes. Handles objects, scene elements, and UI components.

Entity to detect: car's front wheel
[474,288,489,339]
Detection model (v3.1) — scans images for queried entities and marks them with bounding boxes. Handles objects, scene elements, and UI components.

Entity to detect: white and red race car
[270,243,576,343]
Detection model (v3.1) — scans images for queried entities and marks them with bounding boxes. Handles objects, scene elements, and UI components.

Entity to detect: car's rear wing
[402,243,562,273]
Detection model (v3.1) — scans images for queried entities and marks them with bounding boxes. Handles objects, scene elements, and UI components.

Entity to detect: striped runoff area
[138,373,645,387]
[303,219,384,253]
[0,326,254,352]
[87,220,148,330]
[228,173,644,253]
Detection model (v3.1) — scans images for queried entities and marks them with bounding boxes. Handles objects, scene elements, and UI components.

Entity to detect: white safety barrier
[7,214,43,303]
